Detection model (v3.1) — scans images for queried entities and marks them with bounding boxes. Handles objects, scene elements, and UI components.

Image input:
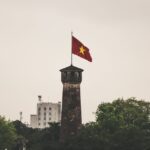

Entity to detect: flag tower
[59,34,92,142]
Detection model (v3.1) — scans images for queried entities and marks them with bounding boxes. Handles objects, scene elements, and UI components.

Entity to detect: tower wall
[60,65,83,142]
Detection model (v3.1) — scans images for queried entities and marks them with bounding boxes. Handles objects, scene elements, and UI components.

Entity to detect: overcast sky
[0,0,150,123]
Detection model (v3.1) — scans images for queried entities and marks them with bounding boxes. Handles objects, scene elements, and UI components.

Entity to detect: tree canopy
[63,98,150,150]
[0,116,17,149]
[96,97,150,130]
[1,97,150,150]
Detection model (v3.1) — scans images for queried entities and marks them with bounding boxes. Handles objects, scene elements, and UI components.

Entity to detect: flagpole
[71,31,73,66]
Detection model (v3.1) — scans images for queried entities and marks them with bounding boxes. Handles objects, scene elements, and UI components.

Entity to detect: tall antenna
[20,111,23,122]
[38,95,42,103]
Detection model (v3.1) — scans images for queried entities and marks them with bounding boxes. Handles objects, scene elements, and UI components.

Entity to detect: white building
[30,96,61,129]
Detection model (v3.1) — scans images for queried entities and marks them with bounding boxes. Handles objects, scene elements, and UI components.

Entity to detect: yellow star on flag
[79,46,86,55]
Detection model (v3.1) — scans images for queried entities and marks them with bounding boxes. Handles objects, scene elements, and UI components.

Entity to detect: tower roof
[60,65,83,72]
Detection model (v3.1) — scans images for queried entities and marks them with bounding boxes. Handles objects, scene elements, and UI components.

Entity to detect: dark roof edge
[60,65,84,72]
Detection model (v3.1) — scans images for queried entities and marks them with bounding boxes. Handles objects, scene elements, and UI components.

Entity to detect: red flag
[72,36,92,62]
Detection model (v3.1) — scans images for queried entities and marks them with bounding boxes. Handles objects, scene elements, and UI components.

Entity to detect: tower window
[67,72,71,79]
[63,72,67,78]
[75,72,79,79]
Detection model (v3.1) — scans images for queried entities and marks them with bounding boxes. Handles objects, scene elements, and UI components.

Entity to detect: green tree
[8,98,150,150]
[96,97,150,131]
[12,120,35,150]
[95,97,150,150]
[12,121,61,150]
[65,98,150,150]
[28,122,60,150]
[0,116,17,149]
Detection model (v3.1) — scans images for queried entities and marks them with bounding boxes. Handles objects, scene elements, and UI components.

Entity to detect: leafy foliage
[2,98,150,150]
[11,121,61,150]
[64,98,150,150]
[96,97,150,130]
[0,116,17,149]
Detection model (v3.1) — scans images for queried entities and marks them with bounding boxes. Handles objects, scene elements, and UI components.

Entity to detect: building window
[49,112,51,115]
[49,107,51,110]
[38,123,40,126]
[38,107,41,111]
[44,117,46,120]
[44,107,46,111]
[38,112,41,115]
[38,117,40,120]
[49,117,51,120]
[44,122,46,126]
[44,112,46,116]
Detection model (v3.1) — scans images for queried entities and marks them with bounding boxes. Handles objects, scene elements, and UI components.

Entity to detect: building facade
[30,97,61,129]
